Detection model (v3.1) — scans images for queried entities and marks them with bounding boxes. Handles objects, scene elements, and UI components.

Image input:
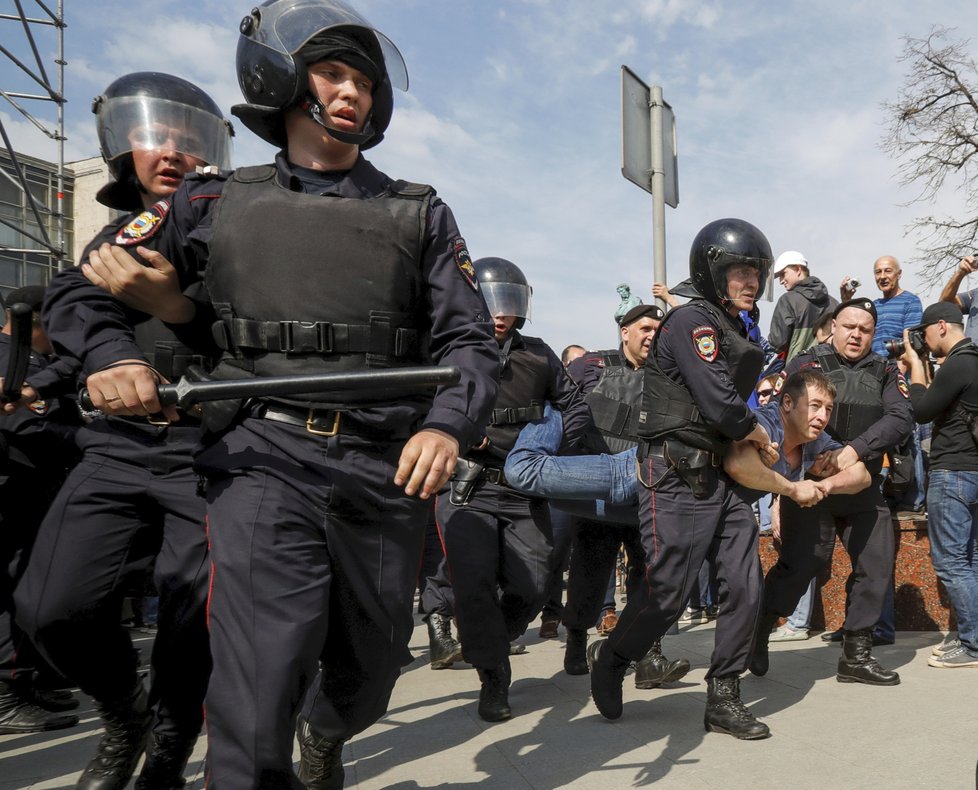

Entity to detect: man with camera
[751,298,913,685]
[899,302,978,668]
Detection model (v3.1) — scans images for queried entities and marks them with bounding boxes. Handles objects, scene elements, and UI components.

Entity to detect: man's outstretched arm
[724,440,824,507]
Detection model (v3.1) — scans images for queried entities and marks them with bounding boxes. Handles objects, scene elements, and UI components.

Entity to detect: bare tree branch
[881,26,978,280]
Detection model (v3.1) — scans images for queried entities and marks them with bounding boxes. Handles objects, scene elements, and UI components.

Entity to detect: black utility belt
[258,403,342,436]
[642,440,721,469]
[252,400,400,440]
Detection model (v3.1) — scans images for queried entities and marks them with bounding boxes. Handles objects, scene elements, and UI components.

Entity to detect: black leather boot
[704,676,770,740]
[33,686,80,712]
[837,629,900,685]
[0,679,78,734]
[587,640,630,720]
[748,610,780,677]
[427,612,462,670]
[297,717,346,790]
[77,680,153,790]
[134,732,197,789]
[476,659,512,722]
[634,640,691,689]
[563,628,589,675]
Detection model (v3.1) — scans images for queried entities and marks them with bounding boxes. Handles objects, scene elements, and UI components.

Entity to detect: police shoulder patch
[115,200,170,246]
[897,374,910,398]
[27,399,49,416]
[453,237,478,291]
[772,371,787,396]
[691,325,718,362]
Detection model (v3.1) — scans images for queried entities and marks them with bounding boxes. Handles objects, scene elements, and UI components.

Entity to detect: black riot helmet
[92,72,233,211]
[688,218,773,310]
[233,0,407,150]
[473,257,533,329]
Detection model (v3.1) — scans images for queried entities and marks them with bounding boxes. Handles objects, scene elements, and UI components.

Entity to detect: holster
[663,439,717,499]
[450,458,484,506]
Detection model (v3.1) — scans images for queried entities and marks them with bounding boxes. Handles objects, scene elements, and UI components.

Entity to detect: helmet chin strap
[299,90,374,146]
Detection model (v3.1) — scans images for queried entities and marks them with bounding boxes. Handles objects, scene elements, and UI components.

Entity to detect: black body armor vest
[636,300,764,453]
[811,346,886,443]
[205,165,433,407]
[582,351,644,454]
[471,334,551,463]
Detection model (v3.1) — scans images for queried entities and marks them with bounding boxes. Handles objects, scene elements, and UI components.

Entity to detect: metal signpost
[621,66,678,311]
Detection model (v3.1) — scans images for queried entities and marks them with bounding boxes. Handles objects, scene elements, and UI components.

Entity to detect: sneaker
[896,506,926,521]
[927,645,978,668]
[596,609,619,635]
[932,634,960,657]
[679,607,710,625]
[768,625,810,642]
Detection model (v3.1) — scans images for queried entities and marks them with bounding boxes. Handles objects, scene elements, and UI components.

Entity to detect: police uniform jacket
[783,342,914,476]
[43,208,220,382]
[42,153,499,448]
[909,338,978,471]
[639,301,761,450]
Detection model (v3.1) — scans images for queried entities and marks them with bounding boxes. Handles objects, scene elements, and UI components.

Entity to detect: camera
[884,327,926,358]
[849,278,861,289]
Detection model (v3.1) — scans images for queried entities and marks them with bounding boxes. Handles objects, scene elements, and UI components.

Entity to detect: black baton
[1,303,34,404]
[81,365,461,411]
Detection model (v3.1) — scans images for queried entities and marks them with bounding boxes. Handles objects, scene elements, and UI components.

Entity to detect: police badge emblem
[692,326,718,362]
[453,237,478,291]
[115,200,170,246]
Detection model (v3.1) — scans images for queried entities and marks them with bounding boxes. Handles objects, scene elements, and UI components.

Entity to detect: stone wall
[758,516,953,631]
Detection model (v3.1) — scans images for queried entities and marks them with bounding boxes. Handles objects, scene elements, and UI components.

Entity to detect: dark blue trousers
[15,418,210,738]
[608,464,762,678]
[196,416,428,789]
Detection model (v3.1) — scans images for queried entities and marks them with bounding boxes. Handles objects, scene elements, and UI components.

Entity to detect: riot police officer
[588,218,776,739]
[560,304,690,688]
[436,257,589,722]
[72,2,499,787]
[751,298,912,685]
[0,286,81,735]
[16,73,232,788]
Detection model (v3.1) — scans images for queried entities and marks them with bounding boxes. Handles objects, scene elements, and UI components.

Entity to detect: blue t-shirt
[872,291,923,357]
[752,402,840,483]
[958,288,978,343]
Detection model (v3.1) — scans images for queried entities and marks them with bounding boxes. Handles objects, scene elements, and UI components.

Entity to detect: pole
[649,85,667,311]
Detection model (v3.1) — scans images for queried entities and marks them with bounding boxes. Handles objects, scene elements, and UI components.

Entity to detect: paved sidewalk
[2,620,976,789]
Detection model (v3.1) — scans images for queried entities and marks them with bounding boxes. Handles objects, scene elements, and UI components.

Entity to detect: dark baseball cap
[4,285,46,312]
[618,303,665,327]
[918,301,964,327]
[832,297,877,324]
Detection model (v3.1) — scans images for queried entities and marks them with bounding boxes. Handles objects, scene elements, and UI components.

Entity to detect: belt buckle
[306,409,340,436]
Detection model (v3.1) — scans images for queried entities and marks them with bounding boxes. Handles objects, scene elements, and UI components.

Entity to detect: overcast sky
[4,0,978,353]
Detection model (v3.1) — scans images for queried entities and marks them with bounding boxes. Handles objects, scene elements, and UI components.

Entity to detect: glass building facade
[0,148,74,303]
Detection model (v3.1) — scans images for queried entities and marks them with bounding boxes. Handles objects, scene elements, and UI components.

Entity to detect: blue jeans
[504,404,637,511]
[927,470,978,655]
[786,578,815,631]
[757,493,772,531]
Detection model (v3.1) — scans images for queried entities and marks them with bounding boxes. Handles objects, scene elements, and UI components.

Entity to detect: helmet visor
[270,0,408,90]
[481,282,532,321]
[98,96,232,169]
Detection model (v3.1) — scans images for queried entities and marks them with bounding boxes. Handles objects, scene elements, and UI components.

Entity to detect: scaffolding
[0,0,66,274]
